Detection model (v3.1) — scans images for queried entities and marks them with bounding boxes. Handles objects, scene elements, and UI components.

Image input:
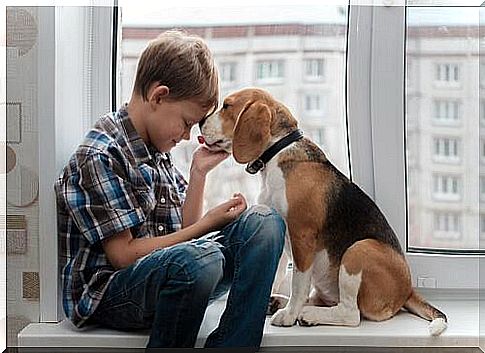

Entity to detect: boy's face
[145,87,210,153]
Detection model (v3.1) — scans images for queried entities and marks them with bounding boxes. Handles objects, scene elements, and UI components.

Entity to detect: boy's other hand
[190,146,229,177]
[200,193,247,233]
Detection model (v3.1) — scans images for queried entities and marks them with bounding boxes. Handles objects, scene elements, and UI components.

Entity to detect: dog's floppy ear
[233,101,272,164]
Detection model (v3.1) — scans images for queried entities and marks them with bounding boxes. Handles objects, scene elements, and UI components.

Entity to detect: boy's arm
[103,195,246,269]
[102,220,209,269]
[181,169,206,228]
[181,147,229,228]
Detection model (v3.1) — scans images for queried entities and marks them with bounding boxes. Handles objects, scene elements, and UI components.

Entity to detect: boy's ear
[149,84,170,104]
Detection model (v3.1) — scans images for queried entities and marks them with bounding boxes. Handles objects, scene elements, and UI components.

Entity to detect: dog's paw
[270,307,298,327]
[267,294,289,316]
[297,306,320,326]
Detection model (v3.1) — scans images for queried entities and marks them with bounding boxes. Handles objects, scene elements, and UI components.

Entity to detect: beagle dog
[199,87,447,335]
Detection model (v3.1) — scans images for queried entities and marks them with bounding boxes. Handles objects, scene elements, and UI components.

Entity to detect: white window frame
[432,174,461,201]
[434,62,460,84]
[433,99,461,126]
[433,211,462,240]
[357,4,480,291]
[303,93,325,117]
[432,136,460,164]
[303,58,325,82]
[38,5,115,322]
[255,59,285,84]
[219,61,237,86]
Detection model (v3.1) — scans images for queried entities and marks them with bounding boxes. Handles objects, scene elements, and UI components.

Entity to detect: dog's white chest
[257,160,288,218]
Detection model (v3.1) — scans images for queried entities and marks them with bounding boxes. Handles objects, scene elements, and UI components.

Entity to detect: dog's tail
[403,289,447,336]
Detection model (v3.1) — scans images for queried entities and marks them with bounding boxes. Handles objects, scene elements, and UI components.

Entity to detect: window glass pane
[119,2,350,210]
[406,7,479,251]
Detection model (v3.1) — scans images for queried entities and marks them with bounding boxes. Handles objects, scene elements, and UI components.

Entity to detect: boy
[54,30,286,349]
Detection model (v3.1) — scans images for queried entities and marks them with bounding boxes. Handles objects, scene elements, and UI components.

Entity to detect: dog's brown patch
[232,101,272,163]
[341,239,412,321]
[283,159,336,272]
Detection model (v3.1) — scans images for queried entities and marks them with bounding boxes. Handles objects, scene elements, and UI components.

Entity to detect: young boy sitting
[54,30,286,349]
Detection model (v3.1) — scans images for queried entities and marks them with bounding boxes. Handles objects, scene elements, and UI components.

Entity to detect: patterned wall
[5,7,41,347]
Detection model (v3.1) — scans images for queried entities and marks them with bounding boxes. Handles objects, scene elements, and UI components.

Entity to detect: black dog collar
[245,129,304,174]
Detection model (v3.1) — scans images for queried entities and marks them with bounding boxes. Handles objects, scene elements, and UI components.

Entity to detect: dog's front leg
[270,264,312,326]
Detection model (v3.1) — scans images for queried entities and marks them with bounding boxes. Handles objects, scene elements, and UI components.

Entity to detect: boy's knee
[242,205,286,248]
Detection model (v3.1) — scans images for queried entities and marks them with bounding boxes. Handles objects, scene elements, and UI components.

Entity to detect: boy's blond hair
[133,30,219,116]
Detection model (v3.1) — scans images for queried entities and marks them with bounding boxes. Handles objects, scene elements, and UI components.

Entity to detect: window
[432,136,459,163]
[435,63,460,83]
[306,127,325,148]
[256,60,284,82]
[433,211,461,240]
[402,6,478,262]
[304,58,324,81]
[219,62,237,85]
[433,99,460,125]
[303,94,325,115]
[119,2,350,210]
[432,174,460,201]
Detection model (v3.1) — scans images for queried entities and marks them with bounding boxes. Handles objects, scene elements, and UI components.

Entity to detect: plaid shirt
[55,104,188,327]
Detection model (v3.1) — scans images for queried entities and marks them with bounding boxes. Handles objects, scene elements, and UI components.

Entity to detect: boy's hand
[191,145,229,177]
[200,193,247,233]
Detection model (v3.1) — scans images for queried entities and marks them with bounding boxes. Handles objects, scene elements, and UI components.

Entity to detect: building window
[432,137,459,163]
[304,58,324,81]
[304,94,325,115]
[432,174,460,201]
[433,211,461,240]
[435,63,460,83]
[256,60,284,81]
[433,99,460,125]
[220,62,237,84]
[307,127,325,147]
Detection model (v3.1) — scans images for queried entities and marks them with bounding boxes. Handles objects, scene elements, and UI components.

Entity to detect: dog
[199,87,448,336]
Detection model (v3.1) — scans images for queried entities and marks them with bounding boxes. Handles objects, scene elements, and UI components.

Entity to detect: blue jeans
[88,205,286,349]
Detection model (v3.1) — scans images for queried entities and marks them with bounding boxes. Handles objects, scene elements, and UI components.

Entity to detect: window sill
[18,297,479,349]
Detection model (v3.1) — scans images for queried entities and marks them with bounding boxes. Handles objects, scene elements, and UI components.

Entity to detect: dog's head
[199,87,298,163]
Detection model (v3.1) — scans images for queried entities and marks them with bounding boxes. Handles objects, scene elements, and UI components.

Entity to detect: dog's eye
[222,103,229,110]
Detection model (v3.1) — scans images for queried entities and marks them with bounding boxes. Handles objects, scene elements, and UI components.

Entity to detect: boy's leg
[88,239,224,348]
[204,205,286,348]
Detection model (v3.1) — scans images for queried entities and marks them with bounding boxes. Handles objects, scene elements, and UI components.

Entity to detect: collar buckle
[245,159,265,174]
[244,129,304,175]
